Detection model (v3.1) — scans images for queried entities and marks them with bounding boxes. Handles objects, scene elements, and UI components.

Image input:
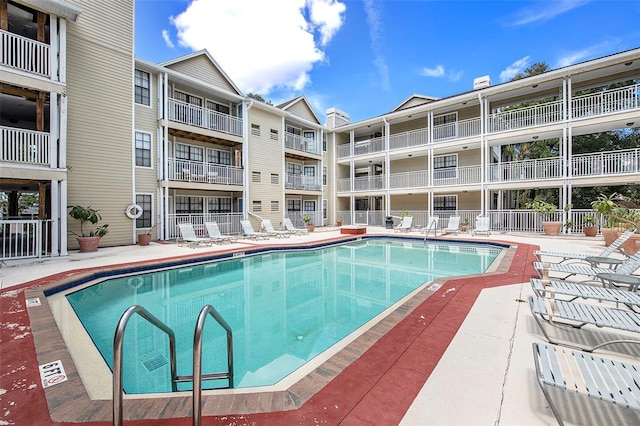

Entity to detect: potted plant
[68,205,109,252]
[303,214,314,232]
[526,199,561,236]
[336,217,343,227]
[137,224,156,246]
[582,214,597,237]
[460,218,470,233]
[591,193,619,245]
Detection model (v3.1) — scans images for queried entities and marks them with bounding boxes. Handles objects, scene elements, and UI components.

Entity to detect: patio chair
[423,216,439,238]
[533,342,640,426]
[534,251,640,281]
[177,223,212,248]
[240,219,270,240]
[283,217,308,235]
[443,216,461,235]
[204,222,236,244]
[472,216,491,236]
[530,278,640,310]
[533,228,635,263]
[261,219,291,238]
[394,216,413,232]
[529,294,640,352]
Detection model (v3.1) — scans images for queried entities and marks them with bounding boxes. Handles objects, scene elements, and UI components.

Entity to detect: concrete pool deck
[1,227,639,425]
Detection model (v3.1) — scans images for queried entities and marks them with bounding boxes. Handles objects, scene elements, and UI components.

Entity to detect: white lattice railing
[1,126,50,165]
[0,30,50,77]
[167,158,243,185]
[168,98,243,137]
[572,84,640,119]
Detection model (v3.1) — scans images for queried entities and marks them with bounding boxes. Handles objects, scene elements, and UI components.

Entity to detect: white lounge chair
[530,278,640,309]
[423,216,439,238]
[533,228,635,263]
[394,216,413,232]
[443,216,461,235]
[177,223,212,248]
[529,294,640,352]
[533,342,640,426]
[240,219,270,240]
[283,218,308,235]
[204,222,236,244]
[472,216,491,236]
[261,219,291,238]
[534,251,640,281]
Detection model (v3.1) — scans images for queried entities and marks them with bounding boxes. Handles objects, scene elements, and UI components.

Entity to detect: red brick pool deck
[0,238,538,425]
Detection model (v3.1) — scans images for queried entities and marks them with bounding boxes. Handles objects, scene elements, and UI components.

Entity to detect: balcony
[168,158,243,185]
[487,157,563,183]
[285,174,322,191]
[389,170,429,189]
[433,117,481,143]
[336,175,386,192]
[389,128,428,150]
[433,165,482,186]
[572,84,640,119]
[487,100,563,133]
[284,132,321,156]
[572,148,640,177]
[0,30,50,78]
[337,136,385,159]
[167,98,243,137]
[1,126,50,166]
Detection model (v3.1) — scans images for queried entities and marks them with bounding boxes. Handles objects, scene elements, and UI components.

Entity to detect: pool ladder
[112,304,233,426]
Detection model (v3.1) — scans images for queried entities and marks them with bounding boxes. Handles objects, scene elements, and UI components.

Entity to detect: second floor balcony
[168,158,243,185]
[1,29,50,78]
[1,126,50,166]
[284,132,321,156]
[168,98,243,137]
[285,174,322,191]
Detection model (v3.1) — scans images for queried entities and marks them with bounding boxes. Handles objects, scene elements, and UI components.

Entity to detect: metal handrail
[192,304,234,426]
[113,305,178,426]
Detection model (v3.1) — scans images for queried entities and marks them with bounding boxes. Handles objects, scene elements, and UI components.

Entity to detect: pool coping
[14,234,533,423]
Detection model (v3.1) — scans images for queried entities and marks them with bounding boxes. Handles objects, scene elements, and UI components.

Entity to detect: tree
[510,62,550,81]
[246,92,273,105]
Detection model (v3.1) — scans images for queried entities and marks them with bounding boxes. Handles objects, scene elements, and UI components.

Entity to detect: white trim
[134,130,154,169]
[134,69,153,109]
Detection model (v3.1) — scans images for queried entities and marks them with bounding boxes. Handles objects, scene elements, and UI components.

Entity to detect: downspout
[383,116,390,216]
[478,92,485,217]
[427,111,433,217]
[243,99,254,220]
[162,72,169,240]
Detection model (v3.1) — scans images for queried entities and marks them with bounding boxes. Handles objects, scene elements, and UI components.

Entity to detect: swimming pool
[63,238,501,394]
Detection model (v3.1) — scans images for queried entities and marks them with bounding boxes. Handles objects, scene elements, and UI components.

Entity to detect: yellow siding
[167,55,238,93]
[66,0,134,248]
[287,100,319,124]
[390,118,428,134]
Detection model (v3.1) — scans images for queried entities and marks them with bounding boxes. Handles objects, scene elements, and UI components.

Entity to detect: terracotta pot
[621,234,640,255]
[601,228,619,246]
[306,224,315,232]
[583,226,597,237]
[542,221,562,236]
[76,236,100,253]
[138,234,151,246]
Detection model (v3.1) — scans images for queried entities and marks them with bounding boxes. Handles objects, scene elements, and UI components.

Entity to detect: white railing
[488,100,563,133]
[487,157,563,182]
[287,211,323,228]
[353,175,385,191]
[354,137,385,156]
[1,219,51,260]
[433,117,482,143]
[337,144,351,159]
[0,30,50,77]
[433,165,481,186]
[167,158,243,185]
[389,170,429,189]
[1,126,50,165]
[284,132,321,155]
[167,99,243,137]
[167,213,243,240]
[285,173,322,191]
[572,148,640,177]
[572,84,640,119]
[389,128,429,150]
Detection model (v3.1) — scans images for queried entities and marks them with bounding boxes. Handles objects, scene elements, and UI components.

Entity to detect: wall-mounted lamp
[532,84,538,88]
[625,61,633,66]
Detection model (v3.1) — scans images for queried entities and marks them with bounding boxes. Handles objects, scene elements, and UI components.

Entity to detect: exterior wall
[134,71,158,193]
[287,101,317,123]
[389,118,428,134]
[65,0,134,248]
[166,55,237,93]
[390,194,428,211]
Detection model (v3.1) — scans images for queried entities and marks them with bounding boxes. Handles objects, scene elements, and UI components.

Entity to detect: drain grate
[142,354,169,372]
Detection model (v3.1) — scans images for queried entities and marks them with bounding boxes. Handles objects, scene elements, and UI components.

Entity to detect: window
[323,199,327,219]
[286,162,302,175]
[206,100,230,115]
[208,197,231,213]
[433,195,457,211]
[433,113,457,126]
[135,70,150,106]
[433,154,457,179]
[175,196,203,214]
[135,131,152,167]
[287,199,301,212]
[252,200,262,212]
[323,133,327,152]
[175,143,203,161]
[271,173,279,184]
[323,166,327,186]
[270,129,278,141]
[251,124,260,136]
[303,200,316,212]
[271,201,279,212]
[252,171,261,182]
[207,148,231,165]
[136,194,152,228]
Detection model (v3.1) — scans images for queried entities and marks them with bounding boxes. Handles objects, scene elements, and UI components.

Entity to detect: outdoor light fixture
[625,61,633,66]
[532,84,538,88]
[627,122,635,127]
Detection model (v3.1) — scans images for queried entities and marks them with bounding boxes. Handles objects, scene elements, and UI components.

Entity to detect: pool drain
[143,354,169,372]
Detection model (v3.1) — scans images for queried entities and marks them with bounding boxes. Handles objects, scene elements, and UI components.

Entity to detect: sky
[135,0,640,123]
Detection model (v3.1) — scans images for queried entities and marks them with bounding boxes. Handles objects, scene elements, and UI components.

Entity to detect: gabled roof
[392,94,440,112]
[276,96,322,125]
[159,50,243,96]
[22,0,82,22]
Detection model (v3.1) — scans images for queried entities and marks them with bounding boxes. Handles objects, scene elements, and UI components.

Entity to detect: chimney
[325,107,350,129]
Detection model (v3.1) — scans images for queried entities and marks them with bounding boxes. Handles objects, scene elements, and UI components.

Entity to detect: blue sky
[135,0,640,123]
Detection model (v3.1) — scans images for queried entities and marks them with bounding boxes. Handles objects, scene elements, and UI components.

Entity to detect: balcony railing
[389,128,428,150]
[572,148,640,177]
[487,157,563,183]
[167,213,243,240]
[353,175,385,191]
[433,165,481,186]
[389,170,429,189]
[167,98,243,137]
[572,84,640,119]
[168,158,243,185]
[0,30,50,77]
[285,173,322,191]
[1,126,50,166]
[284,132,321,155]
[286,211,322,228]
[488,100,563,133]
[1,219,51,260]
[433,117,482,143]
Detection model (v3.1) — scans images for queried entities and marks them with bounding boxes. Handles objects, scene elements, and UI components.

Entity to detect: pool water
[65,239,501,393]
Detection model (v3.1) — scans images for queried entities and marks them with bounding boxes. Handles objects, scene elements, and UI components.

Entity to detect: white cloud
[364,0,390,91]
[508,0,591,26]
[555,40,620,67]
[161,29,174,49]
[421,65,444,77]
[170,0,346,94]
[499,56,531,82]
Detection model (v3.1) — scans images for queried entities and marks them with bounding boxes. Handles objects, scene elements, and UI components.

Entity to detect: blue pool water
[65,238,501,393]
